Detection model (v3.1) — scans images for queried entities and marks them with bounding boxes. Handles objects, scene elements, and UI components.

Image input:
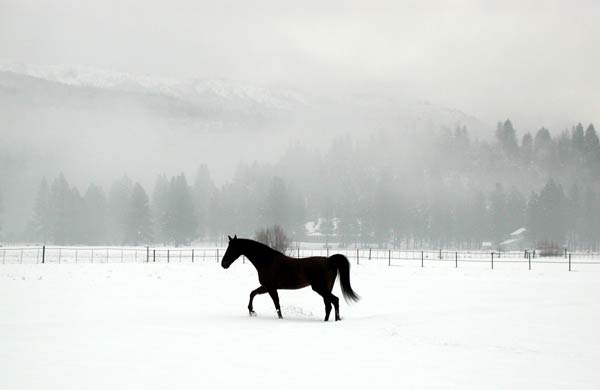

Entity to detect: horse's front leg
[267,289,283,319]
[248,286,267,316]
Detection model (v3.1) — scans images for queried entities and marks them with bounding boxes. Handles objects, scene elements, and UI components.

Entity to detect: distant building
[498,227,528,251]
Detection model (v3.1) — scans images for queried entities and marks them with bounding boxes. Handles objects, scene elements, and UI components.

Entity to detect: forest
[5,120,600,251]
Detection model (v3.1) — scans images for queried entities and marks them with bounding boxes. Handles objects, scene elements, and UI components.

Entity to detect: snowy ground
[1,259,599,389]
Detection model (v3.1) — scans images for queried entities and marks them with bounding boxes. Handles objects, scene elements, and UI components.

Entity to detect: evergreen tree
[584,124,600,174]
[83,184,107,245]
[496,119,519,156]
[29,178,52,243]
[49,174,73,244]
[167,174,197,246]
[107,176,133,245]
[489,183,507,244]
[572,123,585,154]
[152,174,170,244]
[192,164,216,240]
[125,183,153,245]
[520,132,533,163]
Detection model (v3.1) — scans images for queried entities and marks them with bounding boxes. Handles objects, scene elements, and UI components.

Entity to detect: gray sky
[1,0,599,130]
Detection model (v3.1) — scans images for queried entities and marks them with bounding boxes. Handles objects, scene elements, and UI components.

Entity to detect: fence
[2,245,600,271]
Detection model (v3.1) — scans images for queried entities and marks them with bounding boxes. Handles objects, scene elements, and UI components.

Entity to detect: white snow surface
[1,260,599,389]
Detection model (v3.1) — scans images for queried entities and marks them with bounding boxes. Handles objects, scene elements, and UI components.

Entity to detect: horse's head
[221,235,241,269]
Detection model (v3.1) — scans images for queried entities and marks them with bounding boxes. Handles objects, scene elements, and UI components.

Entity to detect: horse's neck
[241,241,274,269]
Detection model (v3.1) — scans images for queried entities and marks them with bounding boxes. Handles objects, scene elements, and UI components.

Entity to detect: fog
[1,1,599,249]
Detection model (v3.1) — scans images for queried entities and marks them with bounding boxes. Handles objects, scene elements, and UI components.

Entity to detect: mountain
[0,63,487,136]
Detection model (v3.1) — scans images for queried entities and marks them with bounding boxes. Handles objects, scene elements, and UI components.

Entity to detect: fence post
[421,250,424,267]
[439,249,442,260]
[192,249,195,263]
[455,251,458,268]
[388,250,391,266]
[357,249,360,265]
[298,247,300,259]
[91,249,94,263]
[569,253,571,272]
[41,246,45,264]
[369,248,372,260]
[147,247,149,263]
[167,250,170,263]
[327,247,329,257]
[58,248,62,264]
[153,249,156,262]
[528,252,531,271]
[491,252,494,270]
[20,249,23,264]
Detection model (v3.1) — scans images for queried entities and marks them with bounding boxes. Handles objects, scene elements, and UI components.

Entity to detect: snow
[1,258,599,389]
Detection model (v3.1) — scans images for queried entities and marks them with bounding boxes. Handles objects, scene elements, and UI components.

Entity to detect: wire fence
[2,245,600,271]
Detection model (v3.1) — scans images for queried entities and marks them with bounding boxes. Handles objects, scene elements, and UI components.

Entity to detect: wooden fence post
[455,251,458,268]
[147,247,150,263]
[491,252,494,270]
[421,250,424,267]
[167,250,170,263]
[388,250,391,266]
[569,253,571,272]
[357,249,360,265]
[153,249,156,262]
[58,248,62,264]
[369,248,372,260]
[42,246,45,264]
[192,249,195,263]
[528,252,531,271]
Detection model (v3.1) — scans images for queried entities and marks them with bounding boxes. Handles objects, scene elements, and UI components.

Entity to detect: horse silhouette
[221,235,360,321]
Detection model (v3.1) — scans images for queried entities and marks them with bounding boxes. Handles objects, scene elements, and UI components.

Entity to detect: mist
[1,1,599,249]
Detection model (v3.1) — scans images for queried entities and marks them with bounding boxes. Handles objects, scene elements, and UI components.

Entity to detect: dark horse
[221,235,360,321]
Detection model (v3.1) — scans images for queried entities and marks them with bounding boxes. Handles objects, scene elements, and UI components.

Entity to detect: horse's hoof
[249,311,257,317]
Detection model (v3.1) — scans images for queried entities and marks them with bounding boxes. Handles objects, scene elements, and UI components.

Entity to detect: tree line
[18,120,600,250]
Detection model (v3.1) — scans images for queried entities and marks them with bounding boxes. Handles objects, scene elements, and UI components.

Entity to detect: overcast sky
[1,0,599,130]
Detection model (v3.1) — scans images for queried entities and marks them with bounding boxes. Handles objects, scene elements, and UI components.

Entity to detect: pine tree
[192,164,216,240]
[29,178,52,243]
[496,119,519,156]
[49,174,72,244]
[125,183,153,245]
[107,176,133,245]
[152,174,170,244]
[489,183,507,244]
[167,174,197,246]
[83,184,107,245]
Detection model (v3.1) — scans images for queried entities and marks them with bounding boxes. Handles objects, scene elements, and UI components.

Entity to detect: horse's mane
[238,238,285,257]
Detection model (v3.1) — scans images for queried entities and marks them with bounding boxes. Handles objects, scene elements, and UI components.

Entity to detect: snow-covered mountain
[0,63,488,138]
[0,63,307,114]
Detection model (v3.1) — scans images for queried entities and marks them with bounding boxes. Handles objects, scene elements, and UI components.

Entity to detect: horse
[221,235,360,321]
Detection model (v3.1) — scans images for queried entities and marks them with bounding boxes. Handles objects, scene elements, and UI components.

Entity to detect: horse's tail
[329,254,360,303]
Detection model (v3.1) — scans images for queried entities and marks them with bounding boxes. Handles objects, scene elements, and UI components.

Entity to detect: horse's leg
[267,289,283,319]
[322,291,341,321]
[248,286,267,316]
[311,285,333,321]
[323,298,333,321]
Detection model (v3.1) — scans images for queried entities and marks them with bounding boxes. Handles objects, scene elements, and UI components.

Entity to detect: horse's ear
[228,235,232,241]
[234,234,237,240]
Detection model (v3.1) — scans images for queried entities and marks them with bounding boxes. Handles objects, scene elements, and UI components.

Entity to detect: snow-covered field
[1,258,599,389]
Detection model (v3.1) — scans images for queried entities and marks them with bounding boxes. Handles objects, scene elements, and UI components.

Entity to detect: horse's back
[270,255,334,290]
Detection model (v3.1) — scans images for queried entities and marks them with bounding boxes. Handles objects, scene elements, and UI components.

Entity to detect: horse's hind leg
[248,286,267,316]
[323,299,332,321]
[323,292,340,321]
[267,289,283,319]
